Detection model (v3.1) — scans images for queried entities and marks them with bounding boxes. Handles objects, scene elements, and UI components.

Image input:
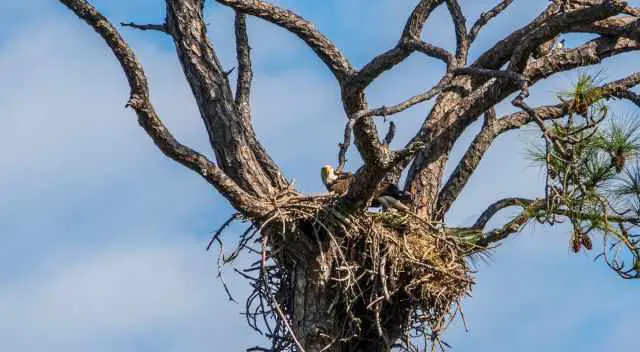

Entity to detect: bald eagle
[320,165,413,211]
[321,165,353,196]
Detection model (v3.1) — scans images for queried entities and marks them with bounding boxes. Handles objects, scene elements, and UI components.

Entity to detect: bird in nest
[532,37,565,59]
[553,38,566,52]
[320,165,413,212]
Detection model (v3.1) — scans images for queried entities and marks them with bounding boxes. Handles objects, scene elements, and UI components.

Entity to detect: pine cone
[614,152,625,173]
[571,235,581,253]
[580,235,593,251]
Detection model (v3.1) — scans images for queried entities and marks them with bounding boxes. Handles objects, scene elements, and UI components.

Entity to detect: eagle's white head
[321,165,337,186]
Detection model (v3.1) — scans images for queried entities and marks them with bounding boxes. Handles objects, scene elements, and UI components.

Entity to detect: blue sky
[0,1,638,351]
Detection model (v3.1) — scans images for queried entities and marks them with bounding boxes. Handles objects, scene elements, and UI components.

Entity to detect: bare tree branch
[402,0,446,39]
[411,39,456,65]
[614,90,640,107]
[436,72,640,216]
[59,0,271,217]
[384,121,396,146]
[571,16,639,41]
[407,33,639,172]
[335,0,453,191]
[624,6,640,16]
[351,72,454,121]
[476,198,640,246]
[230,11,286,187]
[398,1,578,217]
[351,38,453,90]
[436,108,498,215]
[439,35,639,144]
[472,1,561,70]
[478,198,539,246]
[234,12,252,121]
[348,0,449,91]
[508,0,627,73]
[528,36,639,83]
[216,0,354,82]
[454,67,528,87]
[121,21,168,33]
[213,0,395,173]
[337,120,353,173]
[165,0,287,196]
[472,197,533,230]
[468,0,515,44]
[445,0,468,63]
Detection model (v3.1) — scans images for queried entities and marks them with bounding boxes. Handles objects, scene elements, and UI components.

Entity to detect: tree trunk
[292,264,394,352]
[280,226,408,352]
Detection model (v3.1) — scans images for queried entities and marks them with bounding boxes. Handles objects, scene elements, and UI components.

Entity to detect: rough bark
[290,249,406,352]
[164,0,286,197]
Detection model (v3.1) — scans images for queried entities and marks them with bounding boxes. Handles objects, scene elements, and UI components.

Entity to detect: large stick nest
[211,194,485,351]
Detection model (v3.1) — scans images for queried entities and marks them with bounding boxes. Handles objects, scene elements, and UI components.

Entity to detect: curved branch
[59,0,271,218]
[571,16,639,41]
[528,35,639,83]
[468,0,514,44]
[477,198,640,246]
[472,197,533,230]
[508,0,627,73]
[402,0,446,39]
[478,199,541,246]
[166,0,287,196]
[348,0,449,91]
[501,72,640,131]
[436,73,640,216]
[215,0,354,82]
[352,73,453,120]
[472,1,561,70]
[350,40,452,92]
[410,34,639,162]
[614,90,640,107]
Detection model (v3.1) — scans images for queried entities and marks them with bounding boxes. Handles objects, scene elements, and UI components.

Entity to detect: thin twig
[337,119,354,173]
[207,213,239,250]
[468,0,515,43]
[121,21,168,33]
[384,121,396,146]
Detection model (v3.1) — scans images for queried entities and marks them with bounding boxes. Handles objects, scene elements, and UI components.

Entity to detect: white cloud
[0,239,261,352]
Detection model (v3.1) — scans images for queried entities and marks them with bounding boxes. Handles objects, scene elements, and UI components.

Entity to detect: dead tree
[58,0,639,351]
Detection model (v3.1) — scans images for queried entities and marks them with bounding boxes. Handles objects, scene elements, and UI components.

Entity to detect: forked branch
[468,0,515,43]
[216,0,354,82]
[508,0,627,73]
[349,0,450,91]
[437,72,640,216]
[59,0,271,217]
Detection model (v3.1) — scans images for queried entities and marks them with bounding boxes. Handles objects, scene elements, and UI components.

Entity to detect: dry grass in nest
[209,194,484,351]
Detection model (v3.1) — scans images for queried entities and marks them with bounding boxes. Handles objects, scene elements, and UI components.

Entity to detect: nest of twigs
[210,193,484,351]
